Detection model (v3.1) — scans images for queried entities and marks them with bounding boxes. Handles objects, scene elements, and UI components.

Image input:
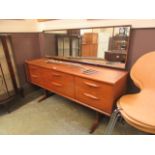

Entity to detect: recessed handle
[31,75,38,78]
[53,73,61,77]
[52,66,57,70]
[83,93,99,100]
[84,81,99,88]
[52,82,62,87]
[30,67,37,70]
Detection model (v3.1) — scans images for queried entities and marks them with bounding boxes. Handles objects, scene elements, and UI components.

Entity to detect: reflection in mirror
[106,26,130,64]
[93,28,113,58]
[52,29,81,57]
[80,29,94,57]
[44,26,131,69]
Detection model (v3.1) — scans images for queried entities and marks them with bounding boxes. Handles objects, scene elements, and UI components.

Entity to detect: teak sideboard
[25,58,128,132]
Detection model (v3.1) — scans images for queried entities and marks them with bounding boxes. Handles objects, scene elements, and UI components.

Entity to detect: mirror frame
[43,25,132,70]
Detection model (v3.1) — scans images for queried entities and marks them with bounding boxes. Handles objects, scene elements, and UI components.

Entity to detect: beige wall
[0,20,39,32]
[42,19,155,31]
[1,20,155,32]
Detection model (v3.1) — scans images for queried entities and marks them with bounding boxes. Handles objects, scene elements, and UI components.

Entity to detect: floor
[0,90,147,135]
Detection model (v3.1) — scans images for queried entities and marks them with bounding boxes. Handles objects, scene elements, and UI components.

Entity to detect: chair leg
[104,109,121,135]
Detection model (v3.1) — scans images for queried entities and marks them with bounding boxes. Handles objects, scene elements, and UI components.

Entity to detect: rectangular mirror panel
[44,26,131,69]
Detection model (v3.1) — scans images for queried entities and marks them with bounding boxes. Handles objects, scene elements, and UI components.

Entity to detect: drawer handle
[52,66,57,70]
[30,67,37,70]
[52,82,62,87]
[84,82,99,88]
[31,75,38,78]
[53,73,61,77]
[83,93,99,100]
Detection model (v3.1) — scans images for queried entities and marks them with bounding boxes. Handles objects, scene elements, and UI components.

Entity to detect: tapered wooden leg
[38,89,54,102]
[90,112,102,134]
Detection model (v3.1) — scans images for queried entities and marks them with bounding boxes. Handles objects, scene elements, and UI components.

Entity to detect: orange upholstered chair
[105,51,155,134]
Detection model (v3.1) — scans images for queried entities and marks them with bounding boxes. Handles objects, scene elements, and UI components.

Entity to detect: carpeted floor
[0,90,147,135]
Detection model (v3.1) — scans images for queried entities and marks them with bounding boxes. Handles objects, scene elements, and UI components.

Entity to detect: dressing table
[25,25,130,133]
[26,58,128,132]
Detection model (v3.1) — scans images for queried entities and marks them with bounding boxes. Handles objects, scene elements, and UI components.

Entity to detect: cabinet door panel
[81,44,90,56]
[89,44,98,57]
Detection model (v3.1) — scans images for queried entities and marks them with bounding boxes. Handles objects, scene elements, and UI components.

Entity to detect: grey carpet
[0,91,147,135]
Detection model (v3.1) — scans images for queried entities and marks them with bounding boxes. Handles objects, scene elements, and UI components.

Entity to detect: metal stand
[104,109,121,135]
[90,112,102,134]
[38,89,55,102]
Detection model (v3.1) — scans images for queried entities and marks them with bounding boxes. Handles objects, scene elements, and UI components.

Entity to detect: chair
[105,51,155,134]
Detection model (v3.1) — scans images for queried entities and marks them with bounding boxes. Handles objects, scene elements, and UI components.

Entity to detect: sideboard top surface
[26,58,128,85]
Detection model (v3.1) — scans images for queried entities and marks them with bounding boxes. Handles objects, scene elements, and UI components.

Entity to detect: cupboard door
[82,33,92,44]
[89,44,98,57]
[81,44,90,57]
[92,33,98,44]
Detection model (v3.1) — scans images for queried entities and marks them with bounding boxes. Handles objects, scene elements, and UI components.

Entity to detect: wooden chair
[105,51,155,134]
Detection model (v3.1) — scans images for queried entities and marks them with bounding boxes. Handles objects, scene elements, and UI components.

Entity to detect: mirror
[43,25,131,69]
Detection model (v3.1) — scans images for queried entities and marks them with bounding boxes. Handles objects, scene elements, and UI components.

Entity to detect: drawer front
[28,66,75,98]
[28,65,43,86]
[41,68,53,89]
[50,71,75,98]
[75,77,114,114]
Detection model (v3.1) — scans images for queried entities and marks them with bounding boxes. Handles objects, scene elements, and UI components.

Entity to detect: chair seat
[119,110,155,134]
[118,90,155,128]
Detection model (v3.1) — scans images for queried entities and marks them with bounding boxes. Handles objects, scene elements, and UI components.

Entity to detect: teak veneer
[25,58,128,133]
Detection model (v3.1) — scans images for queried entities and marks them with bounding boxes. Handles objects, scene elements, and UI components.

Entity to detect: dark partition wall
[38,33,57,57]
[127,28,155,69]
[10,33,41,94]
[127,28,155,92]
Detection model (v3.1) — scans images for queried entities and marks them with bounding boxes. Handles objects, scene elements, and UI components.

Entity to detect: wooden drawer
[28,65,75,98]
[28,65,53,88]
[28,65,43,86]
[41,68,53,89]
[50,71,75,98]
[75,77,114,114]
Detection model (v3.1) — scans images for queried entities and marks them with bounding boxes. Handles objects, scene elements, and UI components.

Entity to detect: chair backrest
[131,51,155,89]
